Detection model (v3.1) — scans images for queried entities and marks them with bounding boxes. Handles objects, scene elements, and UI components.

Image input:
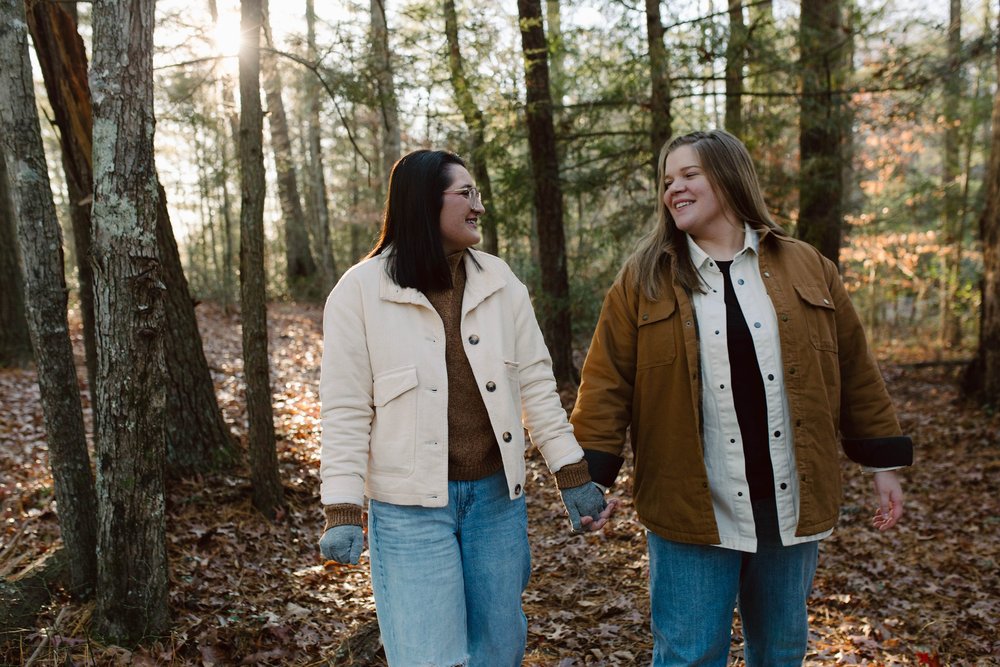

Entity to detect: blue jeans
[647,498,819,667]
[368,470,531,667]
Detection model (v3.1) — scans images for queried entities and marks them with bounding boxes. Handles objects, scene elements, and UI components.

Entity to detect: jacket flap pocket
[373,366,418,407]
[793,283,835,310]
[637,297,677,327]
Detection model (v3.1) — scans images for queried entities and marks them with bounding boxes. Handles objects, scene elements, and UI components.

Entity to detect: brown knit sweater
[323,251,590,530]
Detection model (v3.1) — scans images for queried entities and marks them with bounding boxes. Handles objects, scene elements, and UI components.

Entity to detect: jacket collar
[377,249,505,310]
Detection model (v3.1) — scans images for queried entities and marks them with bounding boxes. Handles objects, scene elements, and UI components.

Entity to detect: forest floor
[0,302,998,666]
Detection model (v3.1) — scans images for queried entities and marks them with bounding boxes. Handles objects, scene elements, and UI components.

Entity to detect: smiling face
[662,144,739,242]
[439,164,485,253]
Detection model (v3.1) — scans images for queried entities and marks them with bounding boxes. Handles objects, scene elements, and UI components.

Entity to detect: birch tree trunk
[240,0,285,520]
[0,150,33,368]
[305,0,338,287]
[0,0,98,595]
[963,8,1000,407]
[797,0,848,263]
[517,0,574,386]
[371,0,400,194]
[443,0,497,255]
[646,0,672,178]
[725,0,746,139]
[261,0,319,301]
[89,0,169,642]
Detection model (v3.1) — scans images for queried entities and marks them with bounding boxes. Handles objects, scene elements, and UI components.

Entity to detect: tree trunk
[646,0,672,179]
[941,0,964,348]
[0,148,33,368]
[90,0,169,643]
[371,0,401,195]
[725,0,746,139]
[797,0,848,263]
[24,2,98,398]
[28,0,236,475]
[240,0,285,520]
[261,0,319,301]
[443,0,498,255]
[305,0,338,287]
[962,8,1000,407]
[517,0,574,386]
[546,0,565,104]
[0,0,98,596]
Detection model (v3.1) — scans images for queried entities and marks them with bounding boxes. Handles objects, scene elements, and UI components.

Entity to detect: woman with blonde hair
[571,130,912,665]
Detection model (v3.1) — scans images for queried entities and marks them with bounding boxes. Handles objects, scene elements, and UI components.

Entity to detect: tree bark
[962,8,1000,407]
[725,0,746,139]
[797,0,848,263]
[371,0,401,195]
[941,0,964,348]
[0,0,98,596]
[261,0,320,301]
[646,0,672,179]
[90,0,169,643]
[0,148,33,368]
[24,2,98,396]
[517,0,574,386]
[305,0,338,287]
[28,1,236,474]
[443,0,498,255]
[240,0,285,520]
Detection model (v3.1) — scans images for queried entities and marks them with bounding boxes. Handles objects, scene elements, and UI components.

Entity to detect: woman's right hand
[319,525,364,564]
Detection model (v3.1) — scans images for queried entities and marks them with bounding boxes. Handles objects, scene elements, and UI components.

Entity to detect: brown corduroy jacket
[570,230,913,545]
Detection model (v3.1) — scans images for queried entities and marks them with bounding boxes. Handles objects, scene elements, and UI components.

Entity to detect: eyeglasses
[443,186,483,205]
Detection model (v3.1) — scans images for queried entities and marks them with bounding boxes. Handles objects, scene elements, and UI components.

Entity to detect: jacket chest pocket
[370,365,419,475]
[637,299,678,369]
[793,283,838,353]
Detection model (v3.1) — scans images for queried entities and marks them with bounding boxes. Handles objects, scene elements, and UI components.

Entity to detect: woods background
[1,0,999,664]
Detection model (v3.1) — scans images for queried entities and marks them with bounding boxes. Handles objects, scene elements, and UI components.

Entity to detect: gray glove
[560,482,607,534]
[319,525,364,564]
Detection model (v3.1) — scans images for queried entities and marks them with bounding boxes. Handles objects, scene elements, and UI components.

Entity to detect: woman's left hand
[871,470,904,531]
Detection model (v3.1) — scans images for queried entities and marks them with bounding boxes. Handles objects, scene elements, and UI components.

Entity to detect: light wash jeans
[368,469,531,667]
[647,497,819,667]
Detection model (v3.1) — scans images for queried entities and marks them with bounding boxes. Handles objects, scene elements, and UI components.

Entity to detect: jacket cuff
[584,449,625,488]
[323,503,364,530]
[843,436,913,468]
[554,460,592,489]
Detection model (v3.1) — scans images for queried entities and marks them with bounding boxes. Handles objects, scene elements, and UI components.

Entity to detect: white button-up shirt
[688,226,832,552]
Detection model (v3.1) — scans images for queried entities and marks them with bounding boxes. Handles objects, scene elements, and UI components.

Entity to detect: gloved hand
[560,482,607,534]
[319,524,364,564]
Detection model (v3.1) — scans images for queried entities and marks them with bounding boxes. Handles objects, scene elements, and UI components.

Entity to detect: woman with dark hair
[571,130,913,665]
[317,149,614,666]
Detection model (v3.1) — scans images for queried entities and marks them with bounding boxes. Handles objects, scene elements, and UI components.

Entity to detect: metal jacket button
[502,431,512,442]
[486,381,496,392]
[468,334,480,344]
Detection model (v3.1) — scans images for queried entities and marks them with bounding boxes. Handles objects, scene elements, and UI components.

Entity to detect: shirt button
[823,298,830,304]
[767,374,774,381]
[737,278,745,285]
[720,383,725,389]
[781,314,788,322]
[764,271,771,278]
[685,321,692,327]
[502,431,512,442]
[780,482,788,490]
[753,322,761,328]
[730,438,736,443]
[486,381,496,392]
[715,330,720,335]
[737,491,744,497]
[468,334,480,345]
[774,430,781,437]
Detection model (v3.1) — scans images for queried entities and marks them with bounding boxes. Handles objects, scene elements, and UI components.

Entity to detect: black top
[716,260,775,501]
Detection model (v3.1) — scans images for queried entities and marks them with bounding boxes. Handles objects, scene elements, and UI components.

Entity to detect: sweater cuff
[843,435,914,468]
[583,449,625,488]
[323,503,364,530]
[554,460,592,489]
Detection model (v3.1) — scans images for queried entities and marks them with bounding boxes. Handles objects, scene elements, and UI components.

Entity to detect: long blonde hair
[623,129,786,299]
